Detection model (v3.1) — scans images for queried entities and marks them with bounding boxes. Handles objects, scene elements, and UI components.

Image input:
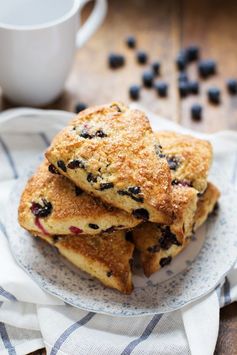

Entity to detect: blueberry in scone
[45,102,174,224]
[18,160,140,237]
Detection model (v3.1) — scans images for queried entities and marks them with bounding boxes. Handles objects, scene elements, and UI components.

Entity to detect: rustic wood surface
[1,0,237,354]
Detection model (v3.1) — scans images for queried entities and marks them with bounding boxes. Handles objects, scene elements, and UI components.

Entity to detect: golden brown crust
[18,160,140,236]
[34,231,134,294]
[156,131,213,192]
[133,182,220,277]
[45,102,173,224]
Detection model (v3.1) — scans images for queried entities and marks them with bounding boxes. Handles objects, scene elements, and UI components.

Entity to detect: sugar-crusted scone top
[156,131,213,192]
[46,102,173,224]
[18,160,140,236]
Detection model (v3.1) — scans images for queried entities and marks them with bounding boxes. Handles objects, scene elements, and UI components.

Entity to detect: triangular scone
[18,160,140,236]
[45,102,173,224]
[156,131,212,192]
[34,231,134,294]
[133,182,220,277]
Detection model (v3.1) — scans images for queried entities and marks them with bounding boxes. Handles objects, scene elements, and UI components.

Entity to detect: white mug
[0,0,107,106]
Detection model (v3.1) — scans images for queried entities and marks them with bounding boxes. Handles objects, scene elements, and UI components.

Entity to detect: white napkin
[0,107,236,355]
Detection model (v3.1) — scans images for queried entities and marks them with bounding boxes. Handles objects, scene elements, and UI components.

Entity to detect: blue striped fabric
[0,221,7,239]
[121,314,163,355]
[0,322,17,355]
[0,136,18,179]
[0,287,17,302]
[223,277,231,306]
[50,312,95,355]
[39,132,50,147]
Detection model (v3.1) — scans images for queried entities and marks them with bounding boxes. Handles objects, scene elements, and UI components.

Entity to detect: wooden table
[2,0,237,354]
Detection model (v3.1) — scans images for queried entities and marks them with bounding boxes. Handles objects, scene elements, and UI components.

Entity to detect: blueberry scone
[133,182,220,277]
[18,160,140,236]
[35,230,134,294]
[45,102,173,224]
[156,131,212,192]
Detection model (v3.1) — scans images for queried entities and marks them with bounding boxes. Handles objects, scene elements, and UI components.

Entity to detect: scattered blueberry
[75,186,83,196]
[108,53,125,69]
[100,182,114,190]
[129,85,140,100]
[160,256,172,267]
[126,35,136,48]
[48,164,60,175]
[75,102,87,113]
[151,61,160,76]
[178,72,188,82]
[57,160,67,172]
[186,45,199,62]
[178,81,189,98]
[191,104,202,121]
[136,51,148,64]
[132,208,149,220]
[67,159,85,169]
[88,223,99,230]
[227,79,237,95]
[118,189,143,202]
[30,199,52,218]
[159,226,181,249]
[198,60,216,78]
[208,87,220,104]
[155,81,168,97]
[142,71,154,88]
[188,81,199,94]
[128,186,141,195]
[176,52,187,71]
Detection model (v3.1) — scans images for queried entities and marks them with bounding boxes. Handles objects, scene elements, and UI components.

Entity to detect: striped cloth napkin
[0,107,237,355]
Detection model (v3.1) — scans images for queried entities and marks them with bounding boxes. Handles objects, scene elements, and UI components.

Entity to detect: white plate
[5,162,237,316]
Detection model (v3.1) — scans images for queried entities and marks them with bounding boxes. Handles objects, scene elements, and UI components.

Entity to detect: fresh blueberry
[108,53,125,69]
[136,51,148,64]
[75,102,87,113]
[198,60,216,78]
[57,160,67,172]
[188,81,199,94]
[227,79,237,95]
[142,71,154,88]
[178,81,189,98]
[186,45,199,62]
[151,61,160,75]
[191,104,202,121]
[178,72,188,82]
[176,52,187,71]
[126,35,136,48]
[208,87,220,104]
[129,85,140,100]
[155,82,168,97]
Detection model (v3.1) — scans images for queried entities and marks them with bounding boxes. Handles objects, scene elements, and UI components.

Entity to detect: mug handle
[76,0,107,48]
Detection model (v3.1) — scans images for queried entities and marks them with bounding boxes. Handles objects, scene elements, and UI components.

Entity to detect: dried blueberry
[208,87,220,104]
[125,231,133,243]
[188,81,199,94]
[107,271,113,277]
[95,130,107,138]
[87,173,97,183]
[198,60,216,78]
[160,256,172,267]
[30,199,52,218]
[57,160,67,172]
[179,81,189,98]
[48,164,60,175]
[67,159,85,169]
[178,72,188,82]
[100,182,114,190]
[130,195,144,203]
[88,223,99,230]
[166,156,180,171]
[132,208,149,221]
[142,71,154,88]
[151,61,160,76]
[147,244,160,253]
[176,52,187,71]
[75,102,87,113]
[186,45,199,62]
[128,186,141,195]
[126,35,136,48]
[75,186,83,196]
[155,81,168,97]
[191,104,202,121]
[129,85,140,100]
[227,79,237,95]
[108,53,125,69]
[136,51,148,64]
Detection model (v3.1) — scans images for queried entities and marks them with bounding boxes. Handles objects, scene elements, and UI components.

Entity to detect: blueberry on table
[186,45,199,62]
[151,61,160,75]
[142,71,154,88]
[227,79,237,95]
[191,104,202,121]
[176,52,187,71]
[198,60,216,78]
[178,72,188,82]
[108,53,125,69]
[178,81,189,98]
[188,81,199,94]
[155,81,168,97]
[129,85,140,100]
[136,51,148,64]
[75,102,87,113]
[126,35,136,48]
[208,87,221,104]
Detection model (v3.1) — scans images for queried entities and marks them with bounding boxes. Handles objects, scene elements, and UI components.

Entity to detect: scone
[35,231,134,294]
[133,182,220,277]
[45,102,173,224]
[18,160,140,236]
[156,131,212,192]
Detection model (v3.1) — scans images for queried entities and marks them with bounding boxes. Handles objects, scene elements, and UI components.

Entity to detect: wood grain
[1,1,236,354]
